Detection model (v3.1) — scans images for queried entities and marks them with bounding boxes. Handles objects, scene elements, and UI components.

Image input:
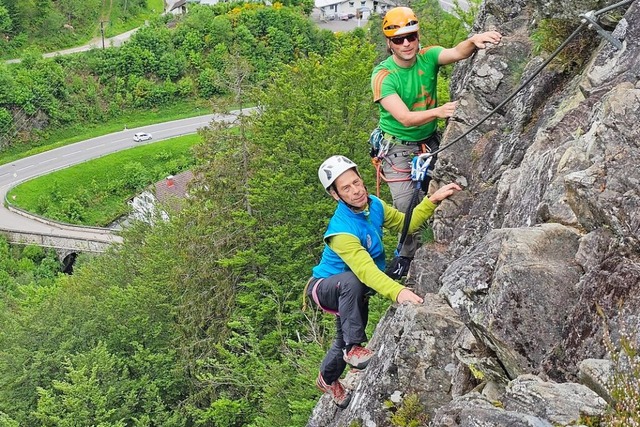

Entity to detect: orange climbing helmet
[382,7,419,38]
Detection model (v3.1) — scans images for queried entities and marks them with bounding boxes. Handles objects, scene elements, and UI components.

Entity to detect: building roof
[154,170,194,204]
[315,0,347,8]
[170,0,187,11]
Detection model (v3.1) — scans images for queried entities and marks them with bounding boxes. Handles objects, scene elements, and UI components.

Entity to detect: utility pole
[100,20,108,49]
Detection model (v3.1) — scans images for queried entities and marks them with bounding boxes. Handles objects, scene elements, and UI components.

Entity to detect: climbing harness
[302,277,340,315]
[372,0,633,182]
[370,132,439,197]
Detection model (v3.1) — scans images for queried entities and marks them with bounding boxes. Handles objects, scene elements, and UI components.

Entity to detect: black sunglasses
[389,33,418,45]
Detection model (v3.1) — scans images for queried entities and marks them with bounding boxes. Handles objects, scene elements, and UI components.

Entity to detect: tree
[184,35,379,424]
[0,5,12,35]
[0,222,191,424]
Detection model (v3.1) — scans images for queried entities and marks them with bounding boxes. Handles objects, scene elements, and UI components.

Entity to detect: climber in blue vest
[306,155,460,408]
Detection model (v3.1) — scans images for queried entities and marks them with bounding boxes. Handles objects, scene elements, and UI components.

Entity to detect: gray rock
[431,392,553,427]
[503,374,608,424]
[578,358,614,403]
[308,0,640,424]
[440,224,582,379]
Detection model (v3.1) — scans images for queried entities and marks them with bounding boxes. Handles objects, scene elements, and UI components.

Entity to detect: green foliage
[0,5,12,34]
[531,18,597,73]
[0,411,20,427]
[193,397,250,427]
[1,3,340,154]
[0,220,191,425]
[0,237,61,296]
[600,318,640,426]
[412,0,473,50]
[33,341,185,427]
[0,0,161,56]
[20,245,45,263]
[180,35,381,425]
[450,0,482,30]
[389,394,429,427]
[122,161,151,191]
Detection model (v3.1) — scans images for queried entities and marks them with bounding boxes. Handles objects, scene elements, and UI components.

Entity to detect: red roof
[154,170,194,204]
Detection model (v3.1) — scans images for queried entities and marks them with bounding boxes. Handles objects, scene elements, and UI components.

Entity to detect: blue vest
[312,196,386,278]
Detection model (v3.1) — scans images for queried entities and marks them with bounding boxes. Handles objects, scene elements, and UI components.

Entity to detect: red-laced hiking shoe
[343,345,373,369]
[316,373,352,409]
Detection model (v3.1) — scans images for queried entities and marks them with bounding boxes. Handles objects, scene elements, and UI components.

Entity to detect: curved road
[0,111,241,244]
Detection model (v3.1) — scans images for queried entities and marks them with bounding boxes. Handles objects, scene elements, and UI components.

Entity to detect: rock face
[307,294,467,426]
[439,224,583,380]
[307,0,640,424]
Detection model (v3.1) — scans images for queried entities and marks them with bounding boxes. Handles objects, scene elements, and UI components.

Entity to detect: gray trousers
[307,272,370,384]
[381,134,440,258]
[381,142,424,258]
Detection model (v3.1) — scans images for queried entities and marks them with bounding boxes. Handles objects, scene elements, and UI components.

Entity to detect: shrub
[530,18,597,73]
[122,161,151,191]
[389,394,429,427]
[602,317,640,426]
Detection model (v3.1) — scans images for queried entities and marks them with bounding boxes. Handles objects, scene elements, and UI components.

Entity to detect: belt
[384,132,437,146]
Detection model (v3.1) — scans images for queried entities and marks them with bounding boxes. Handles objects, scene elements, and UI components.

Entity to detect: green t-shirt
[371,46,444,142]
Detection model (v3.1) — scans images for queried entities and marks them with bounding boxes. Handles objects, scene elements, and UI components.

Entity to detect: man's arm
[330,235,425,304]
[328,234,407,301]
[379,94,457,128]
[438,31,502,65]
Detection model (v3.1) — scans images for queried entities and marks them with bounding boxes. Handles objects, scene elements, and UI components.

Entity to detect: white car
[133,132,152,142]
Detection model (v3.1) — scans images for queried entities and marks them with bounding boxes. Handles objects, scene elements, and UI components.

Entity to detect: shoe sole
[336,394,352,409]
[344,358,371,370]
[316,378,352,409]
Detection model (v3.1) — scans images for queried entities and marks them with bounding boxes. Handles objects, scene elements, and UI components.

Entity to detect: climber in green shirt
[371,6,502,266]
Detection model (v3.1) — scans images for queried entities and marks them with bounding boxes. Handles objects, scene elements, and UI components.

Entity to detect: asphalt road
[0,111,241,239]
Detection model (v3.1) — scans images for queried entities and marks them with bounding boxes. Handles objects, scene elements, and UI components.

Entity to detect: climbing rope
[416,0,634,163]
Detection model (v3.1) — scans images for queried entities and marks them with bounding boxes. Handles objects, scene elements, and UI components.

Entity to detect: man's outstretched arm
[438,31,503,65]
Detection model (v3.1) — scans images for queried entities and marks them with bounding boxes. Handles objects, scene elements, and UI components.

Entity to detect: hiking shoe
[316,373,352,409]
[343,345,373,369]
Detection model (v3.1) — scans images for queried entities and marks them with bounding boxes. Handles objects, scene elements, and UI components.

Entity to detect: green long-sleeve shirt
[327,196,437,301]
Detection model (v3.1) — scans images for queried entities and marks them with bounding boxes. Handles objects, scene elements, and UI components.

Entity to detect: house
[129,170,195,224]
[315,0,395,21]
[168,0,219,14]
[168,0,187,13]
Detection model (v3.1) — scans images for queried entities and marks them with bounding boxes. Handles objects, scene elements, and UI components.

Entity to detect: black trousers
[307,271,370,384]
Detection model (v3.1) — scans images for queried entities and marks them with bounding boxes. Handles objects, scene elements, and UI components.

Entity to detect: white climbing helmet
[318,155,359,193]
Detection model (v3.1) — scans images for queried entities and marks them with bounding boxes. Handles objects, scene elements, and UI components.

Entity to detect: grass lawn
[8,134,201,227]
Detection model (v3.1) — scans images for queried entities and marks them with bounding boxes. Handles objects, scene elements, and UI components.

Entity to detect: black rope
[593,0,635,16]
[397,183,421,249]
[423,21,588,161]
[423,0,636,161]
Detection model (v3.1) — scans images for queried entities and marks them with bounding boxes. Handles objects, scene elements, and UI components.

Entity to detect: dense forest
[0,1,475,425]
[0,2,339,152]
